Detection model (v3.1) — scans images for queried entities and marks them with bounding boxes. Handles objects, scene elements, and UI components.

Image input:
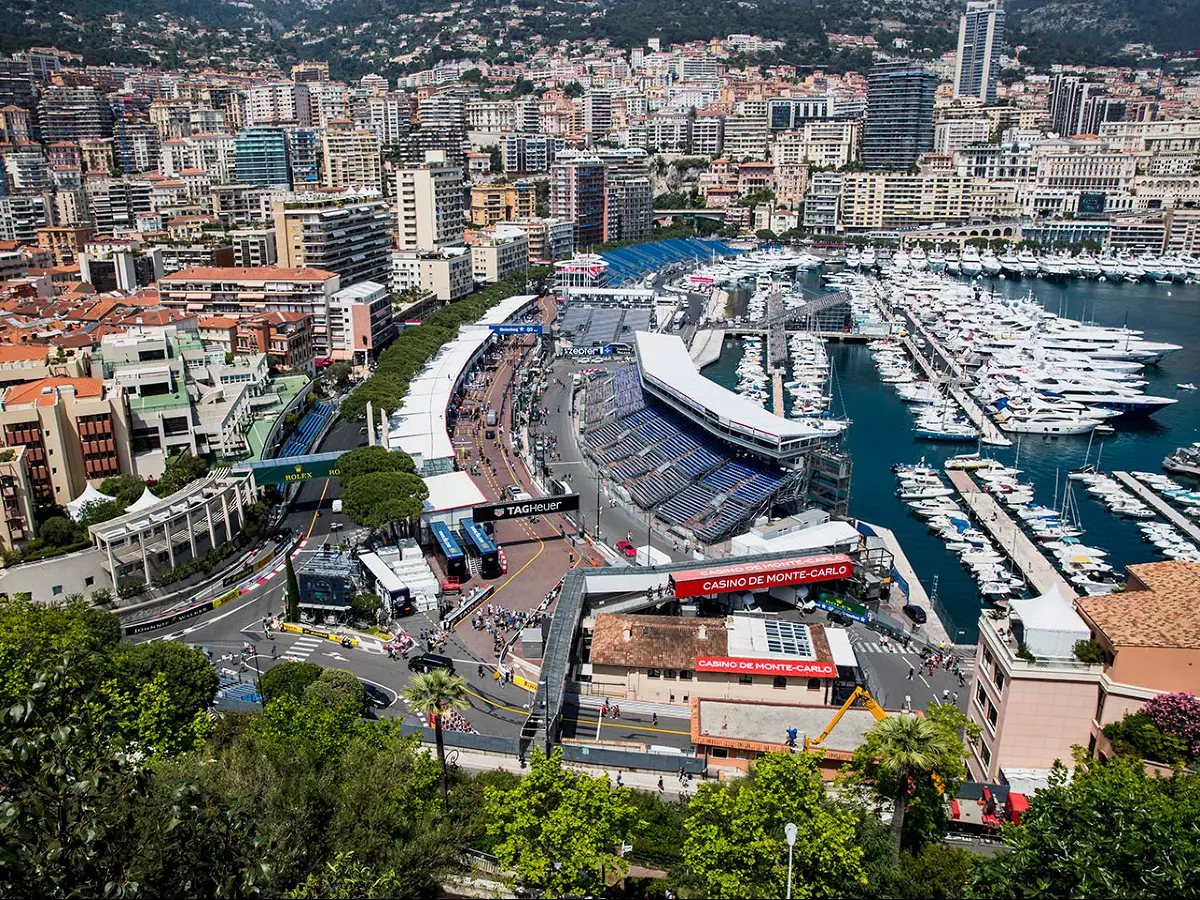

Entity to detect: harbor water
[702,271,1200,641]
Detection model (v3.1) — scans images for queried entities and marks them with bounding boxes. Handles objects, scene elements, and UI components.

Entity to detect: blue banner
[491,324,543,334]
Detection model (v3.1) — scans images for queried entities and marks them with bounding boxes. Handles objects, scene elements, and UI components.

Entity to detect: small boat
[1178,383,1198,391]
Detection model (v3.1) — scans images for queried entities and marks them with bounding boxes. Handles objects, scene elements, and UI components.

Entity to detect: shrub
[1073,639,1105,665]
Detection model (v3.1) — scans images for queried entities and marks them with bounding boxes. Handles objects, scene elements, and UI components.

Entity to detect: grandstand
[600,238,739,286]
[278,402,337,459]
[581,362,802,544]
[557,306,653,348]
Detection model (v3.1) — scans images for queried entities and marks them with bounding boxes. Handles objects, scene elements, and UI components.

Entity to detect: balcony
[979,610,1103,675]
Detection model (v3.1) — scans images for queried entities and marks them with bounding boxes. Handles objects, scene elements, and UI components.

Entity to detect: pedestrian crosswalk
[855,641,906,654]
[284,636,323,662]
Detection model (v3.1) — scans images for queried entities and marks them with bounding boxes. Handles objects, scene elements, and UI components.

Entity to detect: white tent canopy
[66,483,115,521]
[1008,585,1090,660]
[124,487,162,514]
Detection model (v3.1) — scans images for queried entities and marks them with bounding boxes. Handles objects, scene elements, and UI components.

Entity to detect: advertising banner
[671,553,853,599]
[695,657,838,678]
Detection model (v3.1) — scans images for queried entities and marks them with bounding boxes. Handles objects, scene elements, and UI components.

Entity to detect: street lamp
[784,822,797,900]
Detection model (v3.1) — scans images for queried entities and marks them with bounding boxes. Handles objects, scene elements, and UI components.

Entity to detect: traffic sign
[490,324,543,334]
[472,493,581,523]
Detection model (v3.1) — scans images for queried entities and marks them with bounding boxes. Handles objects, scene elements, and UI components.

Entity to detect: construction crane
[803,686,887,752]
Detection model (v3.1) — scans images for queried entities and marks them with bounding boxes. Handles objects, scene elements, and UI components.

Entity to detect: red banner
[696,657,838,678]
[671,553,853,599]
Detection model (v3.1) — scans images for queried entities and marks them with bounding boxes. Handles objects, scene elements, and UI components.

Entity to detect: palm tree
[870,713,959,864]
[403,669,471,809]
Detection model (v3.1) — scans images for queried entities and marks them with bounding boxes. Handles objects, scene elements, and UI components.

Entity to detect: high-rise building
[284,128,320,186]
[321,128,382,191]
[233,128,291,188]
[501,133,565,173]
[395,150,465,252]
[954,0,1005,104]
[247,82,312,127]
[604,177,652,243]
[767,98,830,131]
[86,179,154,237]
[37,86,114,144]
[583,89,613,139]
[113,118,161,174]
[1048,74,1120,137]
[862,62,938,171]
[272,192,393,287]
[550,157,607,248]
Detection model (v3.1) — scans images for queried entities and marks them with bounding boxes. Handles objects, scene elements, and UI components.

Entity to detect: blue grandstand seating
[629,470,688,508]
[217,677,261,705]
[278,402,336,459]
[658,483,718,524]
[600,239,739,287]
[703,463,756,492]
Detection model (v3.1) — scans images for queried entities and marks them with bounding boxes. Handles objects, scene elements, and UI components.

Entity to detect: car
[902,604,928,625]
[615,540,637,558]
[408,653,456,675]
[361,682,392,710]
[507,484,523,499]
[485,428,495,440]
[826,610,855,627]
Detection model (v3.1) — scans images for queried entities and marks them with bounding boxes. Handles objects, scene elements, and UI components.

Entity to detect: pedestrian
[271,644,277,660]
[657,777,664,794]
[953,691,960,705]
[601,699,609,717]
[652,712,659,726]
[478,663,485,678]
[612,705,621,719]
[903,694,912,712]
[616,772,623,786]
[942,688,950,703]
[907,664,915,680]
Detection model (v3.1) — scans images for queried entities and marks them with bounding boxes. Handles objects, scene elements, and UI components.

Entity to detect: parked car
[408,653,456,675]
[615,540,637,558]
[361,682,392,710]
[902,604,928,625]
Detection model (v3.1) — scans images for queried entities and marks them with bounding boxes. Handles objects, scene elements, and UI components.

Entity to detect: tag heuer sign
[473,493,581,523]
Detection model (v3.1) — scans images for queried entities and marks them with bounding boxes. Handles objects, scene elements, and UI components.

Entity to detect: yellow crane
[803,686,887,752]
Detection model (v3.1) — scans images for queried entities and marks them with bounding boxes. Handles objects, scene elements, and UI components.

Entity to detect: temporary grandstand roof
[388,295,539,467]
[422,471,487,515]
[634,331,831,443]
[66,483,114,521]
[730,520,862,557]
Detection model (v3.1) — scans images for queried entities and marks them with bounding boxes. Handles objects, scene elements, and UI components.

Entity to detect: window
[1095,689,1106,724]
[664,669,677,679]
[807,678,822,691]
[994,670,1005,693]
[52,585,63,596]
[647,668,661,678]
[979,741,991,768]
[976,683,988,709]
[987,702,998,729]
[85,576,94,587]
[983,645,994,671]
[738,674,753,685]
[710,747,729,759]
[773,676,787,689]
[679,670,693,680]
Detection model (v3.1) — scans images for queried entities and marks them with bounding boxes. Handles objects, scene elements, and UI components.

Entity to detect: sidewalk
[573,692,692,721]
[444,747,700,801]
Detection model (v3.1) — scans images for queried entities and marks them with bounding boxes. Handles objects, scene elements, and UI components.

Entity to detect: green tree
[563,80,585,98]
[337,446,416,488]
[113,640,219,732]
[0,596,121,707]
[303,667,366,715]
[969,756,1200,898]
[682,752,865,898]
[341,471,429,533]
[484,748,640,897]
[756,228,778,242]
[883,845,975,898]
[402,669,469,809]
[326,360,354,388]
[100,473,149,506]
[848,709,967,863]
[38,515,79,547]
[152,451,209,497]
[285,555,300,622]
[284,852,408,899]
[0,654,268,898]
[351,592,382,625]
[260,660,322,703]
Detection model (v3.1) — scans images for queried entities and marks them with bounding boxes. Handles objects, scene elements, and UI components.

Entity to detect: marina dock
[1113,472,1200,543]
[771,371,785,416]
[946,470,1079,599]
[862,521,953,647]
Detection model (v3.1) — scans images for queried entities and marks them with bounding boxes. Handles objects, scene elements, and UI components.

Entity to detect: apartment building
[509,217,575,263]
[159,266,342,354]
[863,61,937,171]
[271,192,392,287]
[321,128,383,191]
[968,564,1200,783]
[469,181,537,226]
[773,120,859,169]
[934,118,992,154]
[233,127,291,188]
[230,228,277,268]
[839,172,970,231]
[36,224,94,266]
[390,247,473,302]
[0,376,132,510]
[235,311,315,372]
[722,115,770,161]
[0,445,38,550]
[469,224,529,284]
[501,133,565,174]
[395,150,466,251]
[804,172,843,234]
[327,281,395,364]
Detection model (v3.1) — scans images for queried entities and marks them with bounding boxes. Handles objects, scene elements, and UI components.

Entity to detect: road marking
[461,685,529,716]
[570,717,691,737]
[165,588,282,640]
[305,480,330,540]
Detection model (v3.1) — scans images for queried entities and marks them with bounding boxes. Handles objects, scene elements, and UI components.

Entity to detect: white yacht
[960,247,982,276]
[910,246,928,271]
[1017,249,1040,277]
[981,250,1003,277]
[998,249,1022,277]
